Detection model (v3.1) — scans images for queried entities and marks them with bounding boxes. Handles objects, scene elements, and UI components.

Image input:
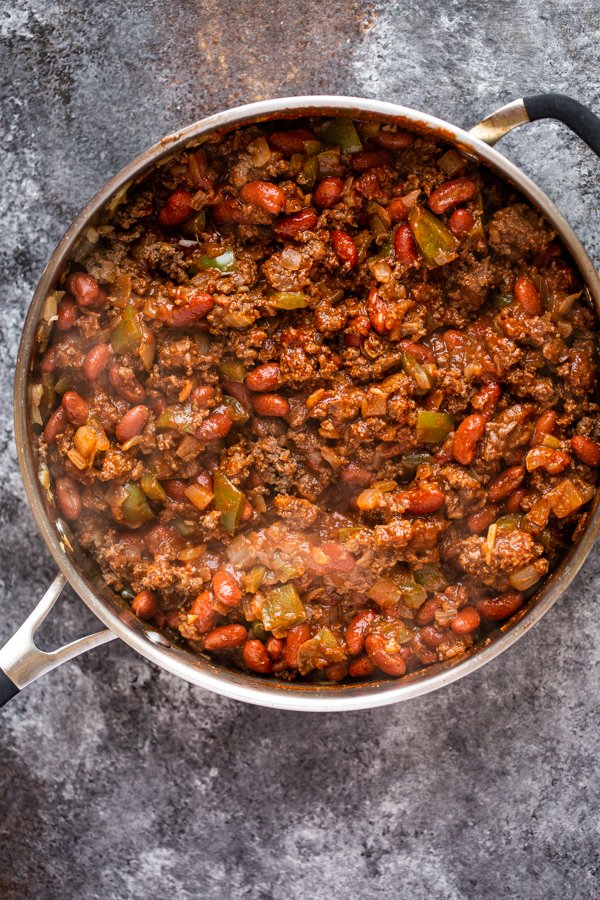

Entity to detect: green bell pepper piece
[111,305,142,354]
[122,483,154,526]
[416,409,454,443]
[214,471,246,535]
[297,627,347,676]
[261,583,306,632]
[218,358,247,382]
[197,249,235,275]
[270,291,308,310]
[156,403,196,434]
[408,204,460,267]
[321,117,363,153]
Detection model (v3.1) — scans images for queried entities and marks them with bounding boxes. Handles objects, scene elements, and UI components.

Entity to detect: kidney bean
[325,661,347,681]
[331,229,358,267]
[487,465,526,502]
[386,197,410,223]
[345,609,377,656]
[320,542,356,572]
[55,475,81,520]
[116,404,149,443]
[450,606,481,634]
[245,362,281,392]
[375,128,414,150]
[449,208,474,237]
[83,343,111,381]
[145,524,181,557]
[41,347,57,373]
[240,180,286,215]
[313,176,344,209]
[268,128,316,156]
[204,624,247,650]
[467,504,499,534]
[221,379,252,412]
[525,447,571,475]
[212,568,242,607]
[571,434,600,467]
[167,291,214,326]
[284,623,311,668]
[397,340,435,364]
[132,589,158,620]
[62,390,89,426]
[190,591,218,633]
[471,382,501,415]
[365,633,406,676]
[212,198,252,225]
[190,385,216,408]
[251,392,290,417]
[367,288,387,335]
[109,363,146,403]
[419,625,445,649]
[504,488,527,514]
[452,413,487,466]
[164,479,187,501]
[340,462,372,486]
[532,410,557,445]
[196,407,234,442]
[348,654,375,677]
[351,150,393,172]
[274,208,318,240]
[428,177,477,214]
[66,271,100,307]
[476,591,524,621]
[514,275,543,316]
[159,189,193,226]
[243,639,273,674]
[394,223,418,264]
[43,405,67,444]
[403,488,445,515]
[57,296,79,331]
[266,636,284,659]
[415,596,442,627]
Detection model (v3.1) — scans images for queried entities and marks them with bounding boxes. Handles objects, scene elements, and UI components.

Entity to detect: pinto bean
[452,413,487,466]
[514,275,543,316]
[83,344,111,381]
[365,633,406,676]
[571,434,600,467]
[345,609,377,656]
[55,475,81,520]
[245,362,281,392]
[195,408,234,442]
[243,640,273,674]
[284,624,311,668]
[132,589,158,620]
[66,271,100,307]
[331,229,358,267]
[313,176,344,209]
[212,568,242,607]
[43,405,68,444]
[428,177,477,214]
[348,654,375,677]
[351,150,393,171]
[189,591,218,634]
[274,208,318,239]
[476,591,524,621]
[158,189,193,226]
[449,208,475,236]
[61,390,89,426]
[57,296,79,331]
[116,405,149,443]
[251,392,290,417]
[394,223,418,264]
[204,624,247,650]
[240,180,286,215]
[450,607,481,634]
[487,465,526,502]
[467,504,499,534]
[109,363,146,403]
[525,447,571,475]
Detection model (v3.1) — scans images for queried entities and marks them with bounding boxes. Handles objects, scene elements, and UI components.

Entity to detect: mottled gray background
[1,1,599,898]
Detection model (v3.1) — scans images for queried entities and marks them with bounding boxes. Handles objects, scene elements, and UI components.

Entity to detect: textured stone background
[1,2,600,898]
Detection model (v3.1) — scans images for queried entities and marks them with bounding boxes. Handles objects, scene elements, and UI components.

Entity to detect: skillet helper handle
[0,573,116,708]
[468,92,600,157]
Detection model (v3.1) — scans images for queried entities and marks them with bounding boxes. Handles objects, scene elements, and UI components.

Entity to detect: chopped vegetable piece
[492,291,513,310]
[495,514,521,531]
[184,483,214,511]
[368,577,402,609]
[509,564,544,591]
[222,395,250,425]
[546,479,595,518]
[321,117,363,153]
[401,451,433,470]
[416,409,454,443]
[172,518,195,538]
[214,471,246,535]
[437,149,466,176]
[408,204,460,267]
[122,483,154,526]
[140,471,168,502]
[261,583,306,632]
[270,291,308,310]
[54,374,73,395]
[414,564,446,591]
[401,352,434,393]
[156,403,195,434]
[197,249,236,274]
[218,358,247,382]
[317,146,343,176]
[337,526,365,541]
[297,626,347,676]
[111,305,142,353]
[242,566,266,594]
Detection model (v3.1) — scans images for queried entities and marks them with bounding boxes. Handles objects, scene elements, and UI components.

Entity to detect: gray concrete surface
[1,1,599,897]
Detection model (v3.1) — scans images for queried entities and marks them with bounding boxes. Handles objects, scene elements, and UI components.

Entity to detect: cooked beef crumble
[35,117,600,681]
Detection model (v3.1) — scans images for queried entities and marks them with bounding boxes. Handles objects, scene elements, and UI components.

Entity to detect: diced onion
[509,564,543,591]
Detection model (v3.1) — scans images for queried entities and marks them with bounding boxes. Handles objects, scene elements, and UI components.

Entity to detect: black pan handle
[0,669,19,706]
[469,93,600,157]
[524,93,600,158]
